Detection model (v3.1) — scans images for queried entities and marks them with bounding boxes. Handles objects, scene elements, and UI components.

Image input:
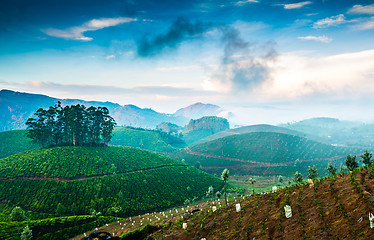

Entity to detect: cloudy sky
[1,0,374,125]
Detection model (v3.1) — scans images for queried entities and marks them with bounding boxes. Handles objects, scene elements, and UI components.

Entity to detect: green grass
[0,146,223,219]
[111,126,185,152]
[0,130,38,159]
[0,215,123,240]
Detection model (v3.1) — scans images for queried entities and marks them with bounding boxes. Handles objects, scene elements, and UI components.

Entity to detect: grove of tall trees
[26,102,116,147]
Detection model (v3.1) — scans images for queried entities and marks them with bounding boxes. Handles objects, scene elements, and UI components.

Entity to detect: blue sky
[1,0,374,125]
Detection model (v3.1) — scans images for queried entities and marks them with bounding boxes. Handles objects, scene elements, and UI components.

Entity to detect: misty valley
[0,90,374,239]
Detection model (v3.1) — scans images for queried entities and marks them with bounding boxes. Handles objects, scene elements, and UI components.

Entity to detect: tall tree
[10,206,26,236]
[26,103,116,147]
[249,177,256,193]
[221,168,229,205]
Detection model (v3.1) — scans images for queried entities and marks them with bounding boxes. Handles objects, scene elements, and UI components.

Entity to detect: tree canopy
[26,102,116,147]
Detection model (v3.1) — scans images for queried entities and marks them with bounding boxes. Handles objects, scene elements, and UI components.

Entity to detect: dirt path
[0,164,187,181]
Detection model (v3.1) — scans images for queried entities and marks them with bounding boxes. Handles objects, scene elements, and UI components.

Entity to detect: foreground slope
[75,167,374,239]
[151,168,374,239]
[0,146,222,219]
[171,132,361,176]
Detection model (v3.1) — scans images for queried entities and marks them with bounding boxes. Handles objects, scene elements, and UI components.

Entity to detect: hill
[0,146,223,221]
[192,124,309,146]
[173,102,222,119]
[183,116,230,145]
[149,167,374,239]
[110,126,185,152]
[170,132,362,176]
[280,117,374,147]
[0,130,38,159]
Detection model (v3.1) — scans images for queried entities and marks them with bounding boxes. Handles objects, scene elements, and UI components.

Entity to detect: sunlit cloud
[313,14,349,28]
[282,1,312,9]
[297,35,332,43]
[267,49,374,98]
[348,4,374,15]
[42,17,137,41]
[235,0,259,6]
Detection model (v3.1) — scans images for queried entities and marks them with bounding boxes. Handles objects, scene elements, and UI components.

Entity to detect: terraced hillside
[0,146,223,221]
[111,126,185,152]
[192,124,308,146]
[170,132,362,176]
[0,130,38,158]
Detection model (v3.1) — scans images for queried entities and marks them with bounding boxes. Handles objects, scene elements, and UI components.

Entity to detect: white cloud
[235,0,259,6]
[354,16,374,30]
[348,4,374,15]
[42,17,137,41]
[283,1,311,9]
[267,49,374,98]
[105,55,116,60]
[297,35,332,43]
[313,14,348,28]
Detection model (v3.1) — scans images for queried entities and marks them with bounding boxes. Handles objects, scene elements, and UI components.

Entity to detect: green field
[0,146,223,220]
[170,132,363,176]
[0,130,38,159]
[111,126,185,152]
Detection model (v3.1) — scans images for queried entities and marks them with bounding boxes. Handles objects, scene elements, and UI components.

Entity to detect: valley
[1,94,374,239]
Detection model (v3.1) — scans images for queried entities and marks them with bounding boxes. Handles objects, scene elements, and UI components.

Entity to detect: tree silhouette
[221,168,229,205]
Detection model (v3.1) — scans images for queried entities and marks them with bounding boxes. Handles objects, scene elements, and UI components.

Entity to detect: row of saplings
[294,150,373,183]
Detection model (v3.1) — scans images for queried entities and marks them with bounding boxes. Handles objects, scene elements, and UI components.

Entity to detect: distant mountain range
[0,89,223,131]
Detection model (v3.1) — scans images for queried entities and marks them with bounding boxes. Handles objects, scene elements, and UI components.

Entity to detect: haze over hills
[280,117,374,147]
[0,89,224,131]
[173,102,223,119]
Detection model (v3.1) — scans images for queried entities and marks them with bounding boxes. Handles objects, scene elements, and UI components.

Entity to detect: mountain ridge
[0,89,223,131]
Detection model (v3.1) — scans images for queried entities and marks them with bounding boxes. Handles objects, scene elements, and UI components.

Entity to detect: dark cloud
[137,17,213,57]
[213,25,277,92]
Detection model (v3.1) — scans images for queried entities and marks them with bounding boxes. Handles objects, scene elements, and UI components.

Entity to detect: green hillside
[0,130,38,159]
[192,124,309,146]
[171,132,362,176]
[111,126,185,152]
[0,146,223,220]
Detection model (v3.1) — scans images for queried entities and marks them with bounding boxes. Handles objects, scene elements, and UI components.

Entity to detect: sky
[1,0,374,126]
